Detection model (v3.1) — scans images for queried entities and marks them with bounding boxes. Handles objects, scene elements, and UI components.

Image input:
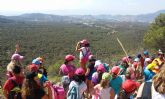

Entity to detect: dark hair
[85,43,90,47]
[72,75,85,84]
[89,59,96,62]
[12,65,21,74]
[22,77,40,97]
[98,72,103,84]
[117,90,129,99]
[64,60,69,64]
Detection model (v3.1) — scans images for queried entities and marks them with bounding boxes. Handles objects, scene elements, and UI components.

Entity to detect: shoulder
[60,64,67,69]
[117,76,123,81]
[94,84,100,89]
[3,78,14,91]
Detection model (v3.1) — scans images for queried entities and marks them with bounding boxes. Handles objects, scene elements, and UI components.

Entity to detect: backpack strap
[81,47,90,57]
[141,82,152,99]
[10,79,18,88]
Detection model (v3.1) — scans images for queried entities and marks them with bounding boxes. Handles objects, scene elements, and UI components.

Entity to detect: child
[59,54,76,79]
[92,72,115,99]
[76,39,91,71]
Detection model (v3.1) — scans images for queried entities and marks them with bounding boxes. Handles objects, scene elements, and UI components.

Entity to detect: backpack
[52,85,65,99]
[8,79,22,99]
[67,82,80,99]
[81,47,91,63]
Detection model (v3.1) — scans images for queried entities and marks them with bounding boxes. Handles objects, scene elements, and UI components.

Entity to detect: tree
[143,14,165,51]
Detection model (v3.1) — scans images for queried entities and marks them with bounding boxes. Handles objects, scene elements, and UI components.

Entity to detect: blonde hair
[153,64,165,94]
[7,61,15,72]
[7,60,22,72]
[100,79,109,88]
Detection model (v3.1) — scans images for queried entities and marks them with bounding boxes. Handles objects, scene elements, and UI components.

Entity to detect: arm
[85,68,90,76]
[110,88,115,99]
[42,82,53,99]
[59,69,63,75]
[15,44,20,54]
[75,42,81,51]
[136,83,144,98]
[3,89,8,99]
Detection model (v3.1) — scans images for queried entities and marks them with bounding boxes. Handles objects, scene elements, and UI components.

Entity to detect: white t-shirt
[99,87,112,99]
[152,85,165,99]
[69,81,87,98]
[79,47,89,59]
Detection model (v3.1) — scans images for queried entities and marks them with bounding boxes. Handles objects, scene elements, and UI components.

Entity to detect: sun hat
[102,72,110,80]
[111,66,120,75]
[29,64,38,72]
[97,64,106,72]
[144,51,149,55]
[75,68,85,75]
[134,58,140,62]
[32,59,42,65]
[80,39,89,44]
[122,80,140,93]
[11,53,24,61]
[65,54,75,62]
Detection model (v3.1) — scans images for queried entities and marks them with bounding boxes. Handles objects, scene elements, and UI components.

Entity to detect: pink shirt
[60,64,76,78]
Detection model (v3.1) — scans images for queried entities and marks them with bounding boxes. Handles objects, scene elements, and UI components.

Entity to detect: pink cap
[80,39,89,44]
[11,54,24,61]
[65,54,75,62]
[75,68,85,75]
[111,66,120,75]
[122,57,129,63]
[97,64,105,72]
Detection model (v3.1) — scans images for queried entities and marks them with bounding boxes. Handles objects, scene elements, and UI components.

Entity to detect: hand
[43,81,51,88]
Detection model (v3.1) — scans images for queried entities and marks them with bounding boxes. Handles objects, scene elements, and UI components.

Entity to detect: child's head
[80,39,90,47]
[64,54,75,64]
[12,65,22,76]
[73,68,86,83]
[100,72,110,88]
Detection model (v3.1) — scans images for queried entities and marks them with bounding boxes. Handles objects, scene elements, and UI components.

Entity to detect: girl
[92,72,115,99]
[76,39,91,71]
[67,68,87,99]
[59,54,76,79]
[21,71,52,99]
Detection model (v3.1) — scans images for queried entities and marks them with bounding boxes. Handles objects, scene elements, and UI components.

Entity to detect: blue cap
[32,59,41,65]
[144,51,149,55]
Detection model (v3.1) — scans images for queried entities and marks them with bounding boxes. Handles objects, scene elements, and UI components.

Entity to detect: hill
[0,10,164,23]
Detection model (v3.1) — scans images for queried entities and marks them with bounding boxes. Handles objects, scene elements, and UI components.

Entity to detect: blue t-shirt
[109,76,123,94]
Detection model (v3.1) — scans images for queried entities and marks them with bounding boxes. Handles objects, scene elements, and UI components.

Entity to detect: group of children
[1,39,165,99]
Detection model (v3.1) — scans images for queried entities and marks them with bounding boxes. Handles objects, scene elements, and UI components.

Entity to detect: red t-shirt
[3,76,24,92]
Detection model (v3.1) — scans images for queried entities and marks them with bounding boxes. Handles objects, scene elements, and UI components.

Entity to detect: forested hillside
[0,21,148,68]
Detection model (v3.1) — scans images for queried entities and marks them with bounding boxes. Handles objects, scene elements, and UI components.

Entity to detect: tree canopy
[144,14,165,51]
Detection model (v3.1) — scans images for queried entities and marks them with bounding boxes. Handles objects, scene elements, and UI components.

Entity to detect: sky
[0,0,165,16]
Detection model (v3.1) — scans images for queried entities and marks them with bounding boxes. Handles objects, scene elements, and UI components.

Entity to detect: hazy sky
[0,0,165,15]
